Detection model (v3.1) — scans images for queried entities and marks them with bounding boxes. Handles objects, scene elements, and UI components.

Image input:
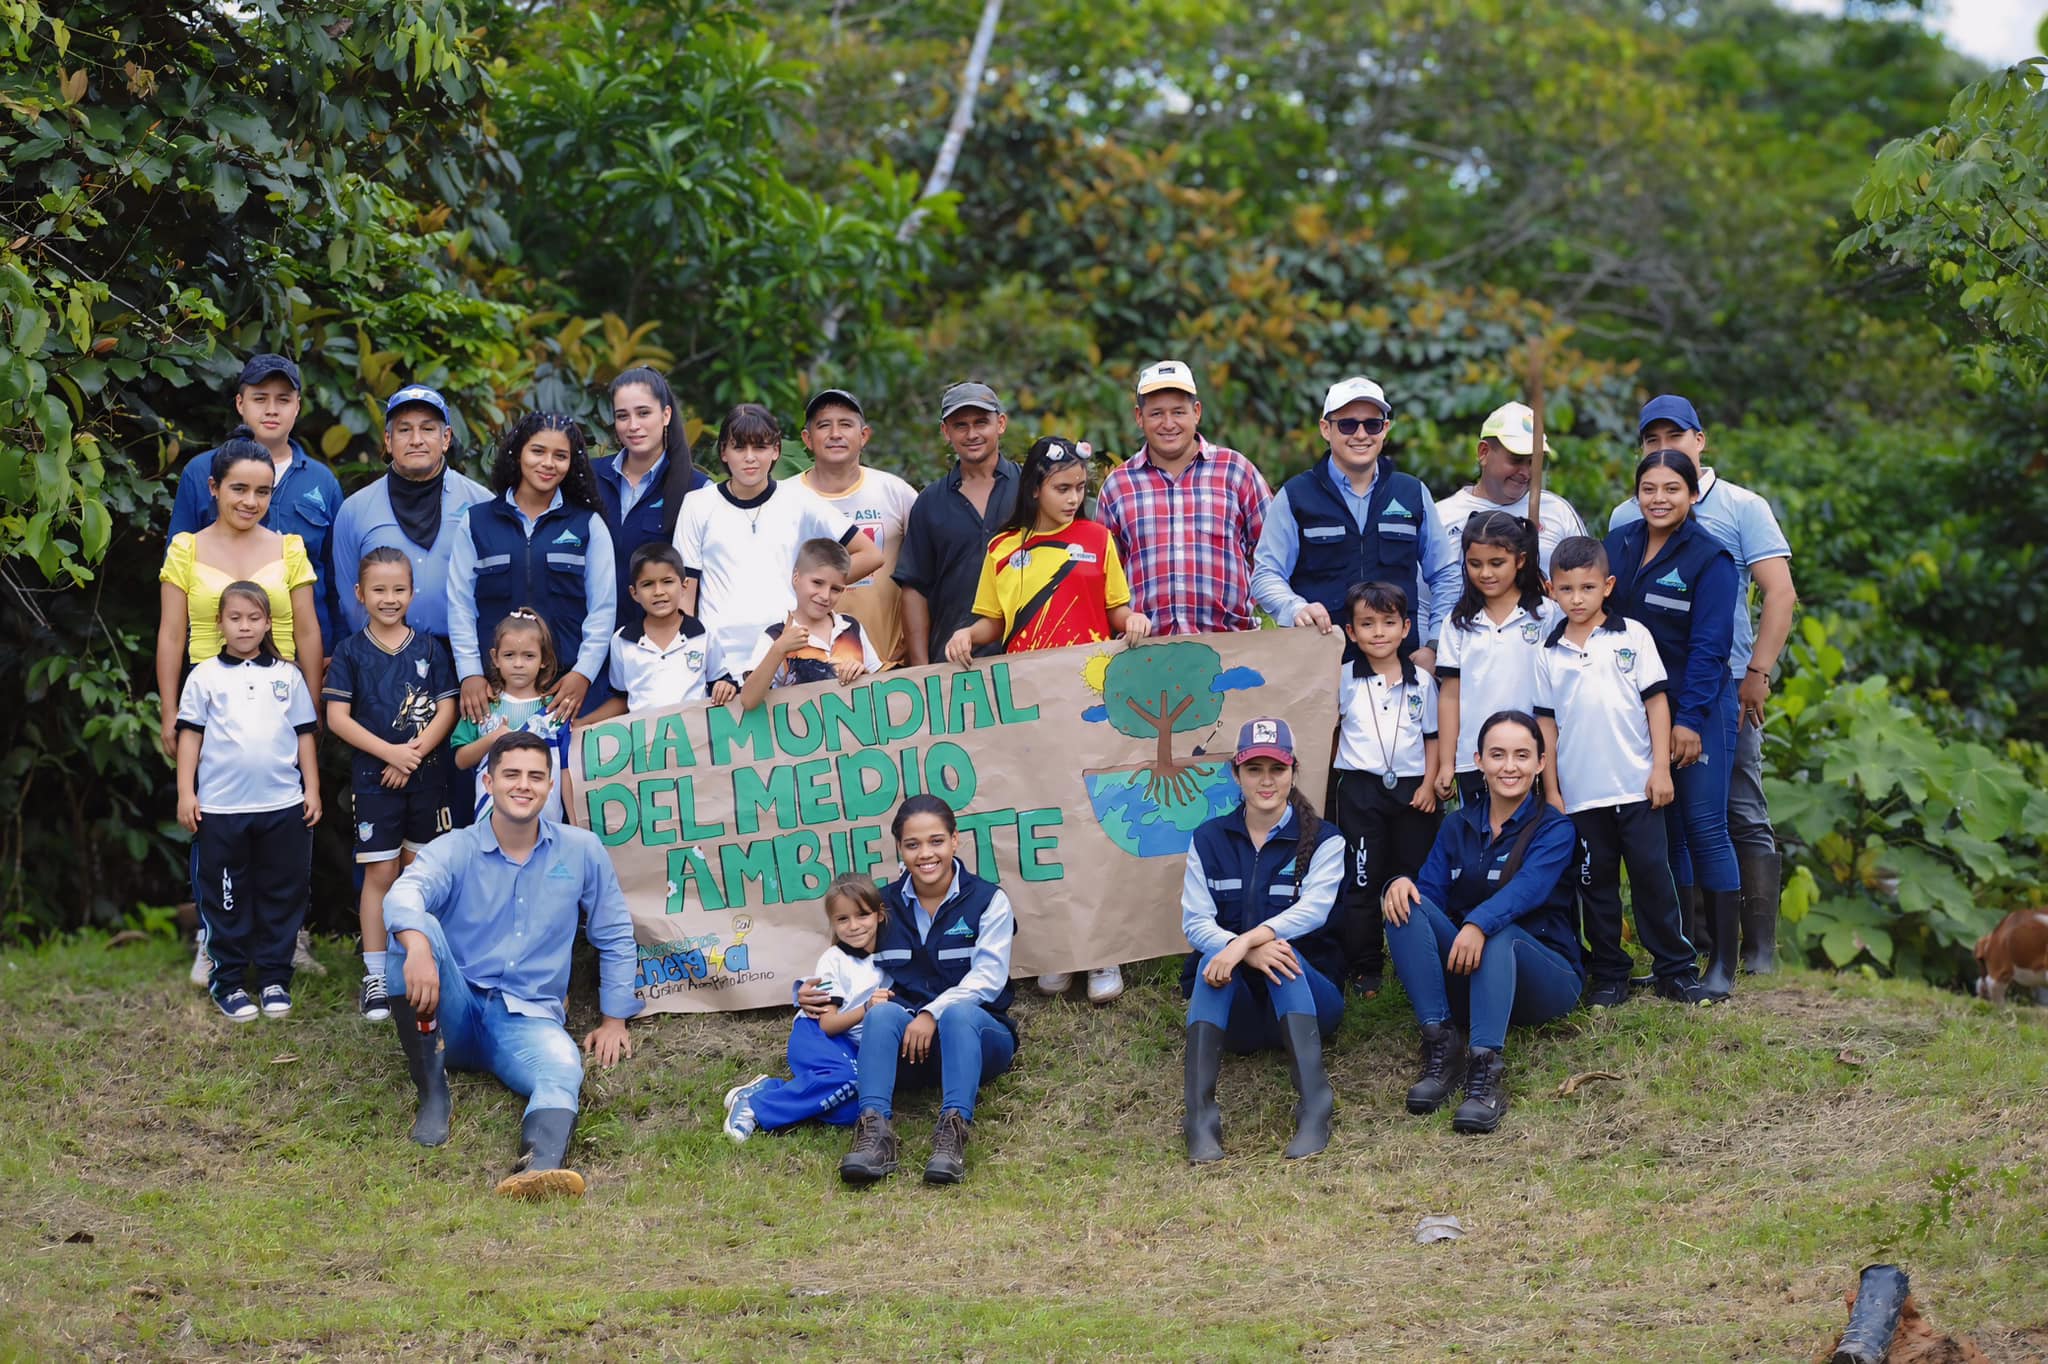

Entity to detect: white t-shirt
[1336,663,1438,778]
[1436,487,1588,576]
[811,943,891,1044]
[1436,597,1563,772]
[607,618,713,711]
[1534,616,1670,813]
[800,467,917,667]
[674,480,860,673]
[177,655,316,813]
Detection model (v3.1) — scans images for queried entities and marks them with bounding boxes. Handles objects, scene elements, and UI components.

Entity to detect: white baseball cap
[1322,376,1390,417]
[1480,400,1552,456]
[1135,359,1199,398]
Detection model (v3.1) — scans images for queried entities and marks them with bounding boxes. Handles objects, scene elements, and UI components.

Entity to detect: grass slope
[4,935,2046,1362]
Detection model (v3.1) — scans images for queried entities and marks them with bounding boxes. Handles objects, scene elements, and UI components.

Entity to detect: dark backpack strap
[1496,809,1548,886]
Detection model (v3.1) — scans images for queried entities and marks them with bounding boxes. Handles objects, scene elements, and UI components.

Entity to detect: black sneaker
[359,973,392,1022]
[1586,978,1631,1010]
[1652,973,1725,1006]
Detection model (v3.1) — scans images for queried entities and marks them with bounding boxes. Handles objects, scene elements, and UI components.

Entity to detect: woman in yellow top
[156,428,323,758]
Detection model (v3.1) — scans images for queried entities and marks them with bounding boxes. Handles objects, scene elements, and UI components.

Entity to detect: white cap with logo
[1322,376,1391,417]
[1135,360,1199,398]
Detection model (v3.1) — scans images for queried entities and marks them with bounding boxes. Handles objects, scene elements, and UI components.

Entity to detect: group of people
[157,350,1796,1191]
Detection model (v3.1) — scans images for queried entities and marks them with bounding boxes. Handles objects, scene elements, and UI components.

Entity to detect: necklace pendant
[1383,771,1400,790]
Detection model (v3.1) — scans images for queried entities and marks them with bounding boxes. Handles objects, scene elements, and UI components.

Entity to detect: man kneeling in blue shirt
[382,731,641,1198]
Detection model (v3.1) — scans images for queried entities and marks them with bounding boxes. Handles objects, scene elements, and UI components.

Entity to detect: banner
[569,628,1342,1013]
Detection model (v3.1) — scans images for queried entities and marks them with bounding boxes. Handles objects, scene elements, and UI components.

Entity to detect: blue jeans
[1667,687,1741,892]
[856,1001,1016,1123]
[1384,896,1582,1052]
[385,916,585,1115]
[1185,952,1343,1053]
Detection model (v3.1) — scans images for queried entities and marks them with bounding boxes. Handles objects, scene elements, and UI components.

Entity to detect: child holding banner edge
[944,434,1151,1005]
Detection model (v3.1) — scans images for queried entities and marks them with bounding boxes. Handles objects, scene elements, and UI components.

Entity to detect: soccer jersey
[969,518,1131,653]
[800,467,917,666]
[812,943,891,1044]
[1336,661,1438,778]
[1534,616,1670,814]
[323,627,459,786]
[451,694,569,822]
[607,617,712,711]
[176,655,317,813]
[1435,597,1563,773]
[673,479,863,677]
[737,615,882,689]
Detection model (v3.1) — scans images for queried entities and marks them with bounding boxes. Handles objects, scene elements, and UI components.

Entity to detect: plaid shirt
[1097,437,1272,635]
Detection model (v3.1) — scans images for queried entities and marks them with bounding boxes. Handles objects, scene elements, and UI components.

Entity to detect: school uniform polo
[176,655,318,812]
[1609,469,1790,680]
[674,479,863,674]
[606,618,712,711]
[813,943,890,1045]
[1434,598,1562,772]
[733,614,882,689]
[1336,660,1438,778]
[893,456,1021,661]
[1534,617,1669,813]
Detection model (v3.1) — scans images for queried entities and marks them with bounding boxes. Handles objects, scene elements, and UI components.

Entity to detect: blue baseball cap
[1233,717,1297,766]
[384,385,451,424]
[1638,394,1703,436]
[237,353,301,390]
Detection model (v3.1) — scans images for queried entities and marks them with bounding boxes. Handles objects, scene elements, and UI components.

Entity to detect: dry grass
[3,935,2045,1362]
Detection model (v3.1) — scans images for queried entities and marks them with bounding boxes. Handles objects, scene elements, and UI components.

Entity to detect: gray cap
[805,388,864,421]
[939,381,1004,420]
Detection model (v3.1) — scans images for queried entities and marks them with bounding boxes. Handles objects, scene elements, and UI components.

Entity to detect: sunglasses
[1331,416,1389,436]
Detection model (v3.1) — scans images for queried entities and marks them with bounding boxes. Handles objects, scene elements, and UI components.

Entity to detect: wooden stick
[1525,337,1547,539]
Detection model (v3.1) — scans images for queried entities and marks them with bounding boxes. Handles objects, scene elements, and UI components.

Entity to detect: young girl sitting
[1180,718,1345,1163]
[945,435,1152,1005]
[175,582,322,1022]
[1434,512,1559,809]
[723,873,894,1143]
[451,610,570,823]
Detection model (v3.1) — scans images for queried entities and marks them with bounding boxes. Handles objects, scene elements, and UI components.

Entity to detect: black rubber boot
[839,1110,899,1184]
[1698,890,1742,999]
[1183,1022,1225,1163]
[1738,850,1781,975]
[1679,883,1710,958]
[390,997,451,1147]
[1279,1013,1334,1159]
[1452,1047,1508,1134]
[495,1108,584,1199]
[1405,1021,1467,1114]
[924,1110,970,1185]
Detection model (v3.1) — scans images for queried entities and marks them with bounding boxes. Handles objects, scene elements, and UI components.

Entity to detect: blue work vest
[1280,454,1429,645]
[465,498,596,673]
[594,455,707,635]
[876,864,1017,1038]
[1179,807,1346,993]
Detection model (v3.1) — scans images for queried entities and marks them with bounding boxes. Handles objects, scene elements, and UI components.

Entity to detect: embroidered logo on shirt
[357,821,374,843]
[942,920,975,938]
[272,679,290,702]
[546,859,575,879]
[1407,692,1424,720]
[1384,498,1413,517]
[686,650,704,670]
[1010,549,1033,570]
[1616,647,1638,674]
[1655,569,1687,590]
[552,529,582,546]
[1519,620,1541,644]
[415,658,429,678]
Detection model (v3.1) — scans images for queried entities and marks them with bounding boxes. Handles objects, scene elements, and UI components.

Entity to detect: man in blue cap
[1609,394,1799,975]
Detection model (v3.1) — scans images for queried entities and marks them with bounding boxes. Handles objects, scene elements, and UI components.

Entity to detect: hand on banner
[943,627,979,668]
[1292,602,1333,635]
[709,678,737,705]
[1122,611,1153,645]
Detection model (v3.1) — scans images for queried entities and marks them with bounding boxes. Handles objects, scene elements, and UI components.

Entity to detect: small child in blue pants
[724,873,893,1141]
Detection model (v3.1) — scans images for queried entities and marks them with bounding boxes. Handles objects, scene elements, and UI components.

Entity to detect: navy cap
[383,384,451,424]
[1232,717,1297,766]
[237,353,301,390]
[805,388,864,422]
[1638,394,1704,436]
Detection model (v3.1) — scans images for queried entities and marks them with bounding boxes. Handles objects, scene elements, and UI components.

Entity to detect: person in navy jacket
[1179,718,1345,1163]
[593,367,706,639]
[806,796,1017,1187]
[1380,710,1584,1134]
[1603,450,1742,996]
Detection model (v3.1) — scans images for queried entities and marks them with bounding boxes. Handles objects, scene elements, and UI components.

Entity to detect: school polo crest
[1616,648,1637,674]
[272,679,290,701]
[1519,619,1541,644]
[1406,692,1424,721]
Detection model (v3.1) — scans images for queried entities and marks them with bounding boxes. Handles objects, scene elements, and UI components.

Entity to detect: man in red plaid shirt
[1097,360,1273,636]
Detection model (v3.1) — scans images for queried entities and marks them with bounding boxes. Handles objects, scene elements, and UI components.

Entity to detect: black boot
[495,1108,584,1199]
[1279,1013,1334,1159]
[1680,883,1710,958]
[1451,1047,1507,1134]
[924,1110,971,1185]
[1698,890,1742,999]
[1738,850,1781,975]
[1183,1022,1225,1163]
[839,1110,898,1184]
[390,997,450,1147]
[1405,1021,1467,1114]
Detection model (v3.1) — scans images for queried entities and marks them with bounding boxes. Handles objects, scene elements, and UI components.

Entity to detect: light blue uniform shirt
[444,489,618,684]
[330,467,492,640]
[613,452,660,518]
[1251,461,1463,642]
[1609,468,1791,678]
[1178,806,1346,957]
[382,816,643,1025]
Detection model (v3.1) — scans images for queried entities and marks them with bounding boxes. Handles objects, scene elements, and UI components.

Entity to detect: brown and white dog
[1973,909,2048,1003]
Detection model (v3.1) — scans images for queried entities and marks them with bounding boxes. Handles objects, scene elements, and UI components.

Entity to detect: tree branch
[895,0,1002,245]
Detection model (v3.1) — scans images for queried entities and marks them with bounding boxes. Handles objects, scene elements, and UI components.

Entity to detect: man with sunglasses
[1253,377,1460,668]
[1435,401,1588,576]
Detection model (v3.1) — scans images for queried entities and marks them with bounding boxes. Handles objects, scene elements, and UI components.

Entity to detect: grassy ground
[4,934,2046,1363]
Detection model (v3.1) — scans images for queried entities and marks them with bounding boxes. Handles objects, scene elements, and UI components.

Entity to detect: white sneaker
[722,1074,771,1144]
[1086,966,1125,1005]
[292,929,327,976]
[1036,973,1073,995]
[189,931,210,987]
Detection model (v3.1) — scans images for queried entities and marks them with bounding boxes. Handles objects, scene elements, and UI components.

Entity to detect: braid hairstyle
[491,412,603,511]
[1285,788,1323,878]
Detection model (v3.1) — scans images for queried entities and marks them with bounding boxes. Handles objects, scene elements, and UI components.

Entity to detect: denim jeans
[1185,952,1343,1052]
[1666,687,1741,892]
[1384,896,1582,1052]
[856,1001,1016,1122]
[385,914,585,1115]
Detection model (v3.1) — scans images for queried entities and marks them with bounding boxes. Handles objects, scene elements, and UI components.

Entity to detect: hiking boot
[923,1110,971,1185]
[359,973,392,1022]
[1452,1047,1508,1135]
[1348,971,1384,998]
[1586,978,1631,1011]
[1035,973,1073,996]
[495,1108,585,1200]
[215,988,259,1023]
[1698,890,1742,999]
[391,996,451,1147]
[1737,850,1781,975]
[1085,966,1125,1004]
[1183,1021,1225,1163]
[1653,971,1725,1006]
[1279,1012,1334,1159]
[1405,1021,1467,1115]
[839,1111,898,1185]
[258,984,292,1017]
[722,1074,771,1144]
[292,928,326,976]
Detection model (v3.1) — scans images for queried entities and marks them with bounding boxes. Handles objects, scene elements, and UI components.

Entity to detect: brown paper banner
[569,628,1342,1013]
